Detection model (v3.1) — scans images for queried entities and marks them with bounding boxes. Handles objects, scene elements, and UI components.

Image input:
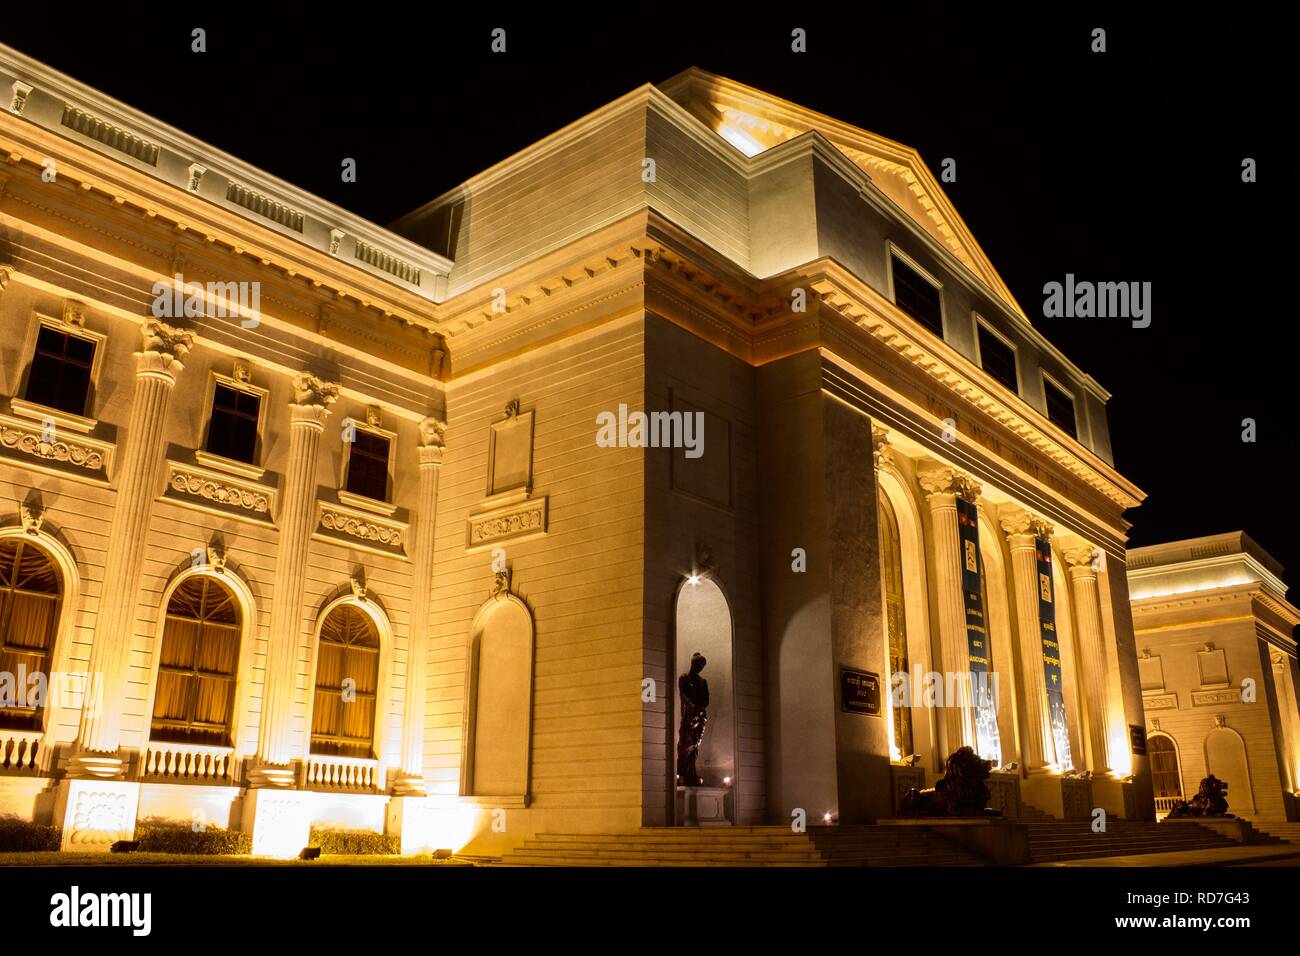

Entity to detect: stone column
[1001,509,1057,772]
[918,466,980,758]
[70,321,192,777]
[1064,546,1114,774]
[251,374,339,785]
[394,416,445,795]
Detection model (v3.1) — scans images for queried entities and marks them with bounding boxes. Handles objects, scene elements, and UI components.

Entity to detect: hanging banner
[956,497,999,762]
[1036,537,1072,769]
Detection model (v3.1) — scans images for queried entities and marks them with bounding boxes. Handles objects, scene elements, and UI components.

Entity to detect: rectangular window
[345,430,391,502]
[1043,376,1077,438]
[205,383,261,464]
[890,254,943,337]
[977,322,1019,393]
[25,326,96,416]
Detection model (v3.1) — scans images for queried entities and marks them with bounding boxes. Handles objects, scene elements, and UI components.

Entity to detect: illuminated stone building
[0,44,1157,857]
[1129,533,1300,827]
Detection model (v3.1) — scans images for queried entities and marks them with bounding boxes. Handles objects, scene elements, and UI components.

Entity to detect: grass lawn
[0,852,479,866]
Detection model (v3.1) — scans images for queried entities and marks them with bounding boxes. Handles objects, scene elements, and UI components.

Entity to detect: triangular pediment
[659,67,1025,318]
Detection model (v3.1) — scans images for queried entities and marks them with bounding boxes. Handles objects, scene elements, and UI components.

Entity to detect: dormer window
[888,250,943,338]
[1042,373,1078,439]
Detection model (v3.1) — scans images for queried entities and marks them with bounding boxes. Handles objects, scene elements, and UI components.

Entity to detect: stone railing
[302,754,380,792]
[141,742,236,783]
[0,730,43,773]
[1154,795,1181,819]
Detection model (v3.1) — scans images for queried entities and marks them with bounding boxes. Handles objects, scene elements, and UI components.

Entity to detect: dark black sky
[3,6,1293,582]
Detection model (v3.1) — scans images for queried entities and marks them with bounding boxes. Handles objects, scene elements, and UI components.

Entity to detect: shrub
[0,819,62,852]
[134,818,251,855]
[308,826,399,855]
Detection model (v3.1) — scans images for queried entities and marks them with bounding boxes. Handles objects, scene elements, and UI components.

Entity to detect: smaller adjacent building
[1129,533,1300,823]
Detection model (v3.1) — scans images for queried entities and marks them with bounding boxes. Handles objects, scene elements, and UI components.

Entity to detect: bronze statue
[1166,774,1232,818]
[899,746,1001,817]
[676,653,709,787]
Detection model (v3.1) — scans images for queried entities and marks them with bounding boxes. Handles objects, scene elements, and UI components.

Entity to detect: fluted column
[1064,546,1114,774]
[1001,509,1057,771]
[73,322,192,776]
[252,374,338,783]
[394,416,445,796]
[919,467,979,757]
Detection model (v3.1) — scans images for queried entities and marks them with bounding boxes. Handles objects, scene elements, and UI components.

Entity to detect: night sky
[3,6,1291,582]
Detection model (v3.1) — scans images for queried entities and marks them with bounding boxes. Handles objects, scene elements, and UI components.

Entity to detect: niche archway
[1205,724,1254,812]
[463,593,534,803]
[673,575,735,805]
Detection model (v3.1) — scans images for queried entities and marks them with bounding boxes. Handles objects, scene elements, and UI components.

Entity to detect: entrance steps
[499,825,987,867]
[1024,819,1247,863]
[1250,823,1300,844]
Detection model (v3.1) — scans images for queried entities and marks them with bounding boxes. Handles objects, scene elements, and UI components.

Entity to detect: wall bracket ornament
[466,495,547,550]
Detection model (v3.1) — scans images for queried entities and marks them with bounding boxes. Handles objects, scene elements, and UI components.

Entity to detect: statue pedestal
[676,786,731,827]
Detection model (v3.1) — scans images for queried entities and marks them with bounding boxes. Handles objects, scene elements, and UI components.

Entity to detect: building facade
[0,46,1155,857]
[1129,533,1300,824]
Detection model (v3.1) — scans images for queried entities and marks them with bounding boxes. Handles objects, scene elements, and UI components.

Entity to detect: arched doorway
[310,604,382,759]
[1149,733,1182,798]
[149,574,242,747]
[673,575,734,823]
[0,538,62,733]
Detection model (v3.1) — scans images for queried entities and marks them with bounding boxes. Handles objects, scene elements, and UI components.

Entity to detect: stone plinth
[676,786,731,826]
[53,779,140,852]
[241,787,310,858]
[1022,773,1094,821]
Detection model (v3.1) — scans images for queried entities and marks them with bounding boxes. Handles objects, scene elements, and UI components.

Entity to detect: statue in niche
[676,653,709,787]
[1166,775,1232,818]
[899,746,1001,817]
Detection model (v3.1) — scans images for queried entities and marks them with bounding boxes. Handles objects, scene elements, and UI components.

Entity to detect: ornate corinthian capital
[871,425,893,469]
[138,320,194,377]
[917,465,980,502]
[418,416,447,449]
[1063,545,1099,569]
[998,508,1054,539]
[291,374,341,409]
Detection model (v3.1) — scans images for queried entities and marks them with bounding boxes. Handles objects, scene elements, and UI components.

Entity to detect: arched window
[877,491,912,757]
[150,576,241,746]
[1149,734,1182,798]
[0,539,61,731]
[311,605,380,758]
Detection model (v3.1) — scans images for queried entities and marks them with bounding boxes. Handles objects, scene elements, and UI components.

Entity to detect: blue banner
[956,498,999,763]
[1035,538,1072,769]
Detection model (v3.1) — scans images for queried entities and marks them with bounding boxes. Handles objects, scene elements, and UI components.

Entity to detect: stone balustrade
[142,742,235,783]
[0,729,42,773]
[303,754,379,792]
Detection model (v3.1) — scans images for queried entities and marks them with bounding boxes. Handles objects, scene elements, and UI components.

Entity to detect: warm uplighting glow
[718,124,764,157]
[722,776,732,786]
[1129,577,1252,601]
[823,812,833,823]
[687,573,701,586]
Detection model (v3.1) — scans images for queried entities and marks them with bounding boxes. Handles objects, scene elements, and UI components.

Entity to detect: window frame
[195,367,269,479]
[0,537,63,733]
[338,411,397,513]
[1040,369,1079,440]
[12,311,107,433]
[885,241,947,340]
[973,313,1021,395]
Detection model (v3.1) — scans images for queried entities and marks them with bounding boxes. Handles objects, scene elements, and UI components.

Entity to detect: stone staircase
[1019,803,1253,863]
[1250,823,1300,844]
[500,825,987,867]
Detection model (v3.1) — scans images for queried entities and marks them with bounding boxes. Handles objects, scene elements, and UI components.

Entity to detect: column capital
[918,465,980,502]
[136,320,193,379]
[418,415,447,455]
[871,424,893,469]
[999,508,1053,540]
[1063,545,1100,572]
[289,373,340,426]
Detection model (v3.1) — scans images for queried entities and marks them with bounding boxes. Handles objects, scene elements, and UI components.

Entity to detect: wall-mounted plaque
[1129,724,1147,756]
[840,668,881,717]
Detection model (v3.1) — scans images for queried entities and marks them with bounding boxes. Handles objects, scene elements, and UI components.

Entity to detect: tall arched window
[0,539,61,731]
[311,605,380,758]
[150,575,241,746]
[877,491,912,758]
[1149,734,1182,798]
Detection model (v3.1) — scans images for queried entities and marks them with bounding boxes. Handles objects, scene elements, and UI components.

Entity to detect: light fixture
[687,573,701,586]
[722,776,732,786]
